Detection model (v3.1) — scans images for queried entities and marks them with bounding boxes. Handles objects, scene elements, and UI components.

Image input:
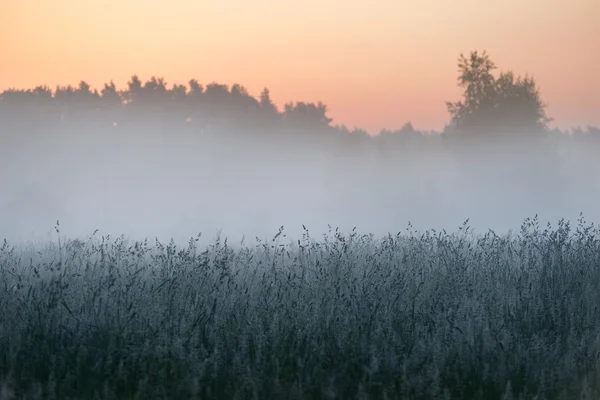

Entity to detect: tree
[259,88,278,117]
[188,79,204,97]
[123,75,143,104]
[142,76,169,107]
[99,81,122,125]
[282,101,332,128]
[74,80,101,109]
[446,50,550,134]
[203,83,230,125]
[100,81,122,109]
[493,71,550,131]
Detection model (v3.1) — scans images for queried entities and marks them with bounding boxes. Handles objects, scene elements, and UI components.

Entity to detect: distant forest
[1,50,598,141]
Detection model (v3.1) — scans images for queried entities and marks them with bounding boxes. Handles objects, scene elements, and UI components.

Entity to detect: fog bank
[1,126,598,248]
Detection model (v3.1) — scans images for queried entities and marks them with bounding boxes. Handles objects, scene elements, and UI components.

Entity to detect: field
[1,215,599,399]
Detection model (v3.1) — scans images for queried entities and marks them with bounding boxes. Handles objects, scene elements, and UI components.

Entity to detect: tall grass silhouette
[1,215,599,399]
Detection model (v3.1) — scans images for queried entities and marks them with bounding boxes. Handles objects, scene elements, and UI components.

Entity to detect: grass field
[1,215,599,399]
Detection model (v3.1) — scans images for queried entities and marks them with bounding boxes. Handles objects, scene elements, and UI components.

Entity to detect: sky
[1,0,598,133]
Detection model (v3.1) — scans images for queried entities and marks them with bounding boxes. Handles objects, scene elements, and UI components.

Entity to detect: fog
[1,122,598,249]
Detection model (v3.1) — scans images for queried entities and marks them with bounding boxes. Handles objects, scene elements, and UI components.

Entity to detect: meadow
[1,215,599,399]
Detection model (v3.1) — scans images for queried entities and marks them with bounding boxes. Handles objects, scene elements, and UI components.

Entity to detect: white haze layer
[1,125,598,248]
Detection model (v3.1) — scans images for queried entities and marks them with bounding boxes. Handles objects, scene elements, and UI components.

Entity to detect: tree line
[1,50,598,144]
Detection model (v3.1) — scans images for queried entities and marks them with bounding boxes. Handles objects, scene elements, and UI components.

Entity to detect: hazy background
[1,1,598,247]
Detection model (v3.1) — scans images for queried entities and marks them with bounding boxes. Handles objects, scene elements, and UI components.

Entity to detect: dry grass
[1,215,599,399]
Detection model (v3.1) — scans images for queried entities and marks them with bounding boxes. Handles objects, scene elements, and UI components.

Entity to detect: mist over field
[1,119,599,248]
[1,50,599,249]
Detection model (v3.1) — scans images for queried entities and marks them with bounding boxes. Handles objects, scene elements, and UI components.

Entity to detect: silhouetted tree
[233,87,279,132]
[54,84,77,121]
[169,83,188,122]
[32,85,53,104]
[74,81,101,111]
[230,84,260,114]
[259,88,279,119]
[446,50,550,134]
[125,75,141,99]
[96,81,122,126]
[171,83,187,103]
[493,71,550,131]
[188,79,203,97]
[185,79,205,124]
[142,76,169,108]
[31,85,56,123]
[100,81,121,107]
[283,101,332,129]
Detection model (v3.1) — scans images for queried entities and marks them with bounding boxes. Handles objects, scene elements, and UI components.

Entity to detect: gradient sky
[1,0,598,133]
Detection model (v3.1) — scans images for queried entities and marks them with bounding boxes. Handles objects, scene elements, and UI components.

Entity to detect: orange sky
[1,0,598,133]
